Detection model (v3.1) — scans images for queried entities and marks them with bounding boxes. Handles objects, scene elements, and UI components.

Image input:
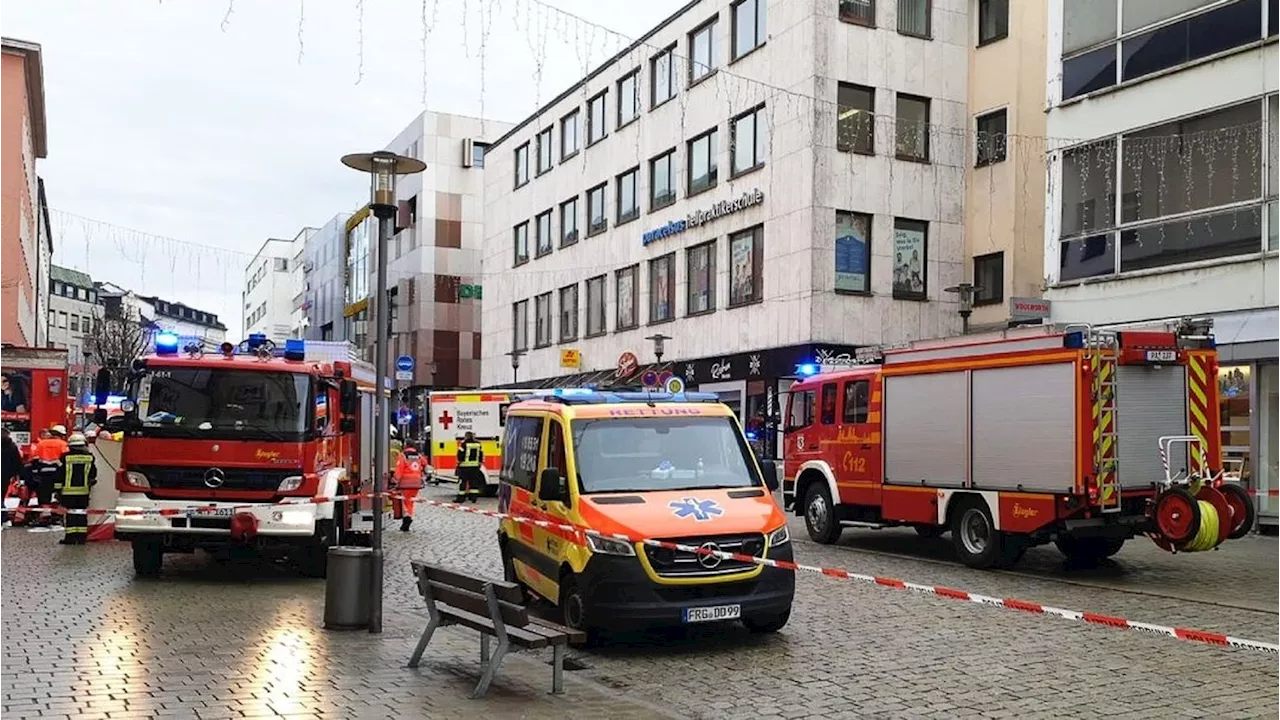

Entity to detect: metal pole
[369,213,392,634]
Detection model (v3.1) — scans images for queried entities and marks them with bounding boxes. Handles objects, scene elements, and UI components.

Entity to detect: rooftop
[50,264,92,288]
[2,37,47,158]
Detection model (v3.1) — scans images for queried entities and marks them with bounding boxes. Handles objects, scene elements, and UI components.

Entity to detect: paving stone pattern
[3,486,1277,719]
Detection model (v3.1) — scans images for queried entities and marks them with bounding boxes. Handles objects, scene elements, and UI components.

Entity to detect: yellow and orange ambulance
[427,390,519,495]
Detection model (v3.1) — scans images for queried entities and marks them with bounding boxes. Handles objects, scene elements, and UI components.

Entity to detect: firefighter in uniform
[55,433,96,545]
[392,446,425,532]
[29,427,69,519]
[455,431,484,504]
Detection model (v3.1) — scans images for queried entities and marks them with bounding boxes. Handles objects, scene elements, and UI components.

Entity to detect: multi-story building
[302,213,351,342]
[243,233,312,340]
[1,37,49,347]
[139,295,228,347]
[480,0,969,452]
[964,0,1049,329]
[342,208,377,352]
[1042,0,1278,530]
[47,265,98,398]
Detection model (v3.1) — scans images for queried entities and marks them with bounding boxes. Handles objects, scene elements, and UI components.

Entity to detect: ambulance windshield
[135,368,312,442]
[571,416,761,494]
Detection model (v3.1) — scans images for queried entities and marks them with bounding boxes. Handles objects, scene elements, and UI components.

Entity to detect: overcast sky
[8,0,685,338]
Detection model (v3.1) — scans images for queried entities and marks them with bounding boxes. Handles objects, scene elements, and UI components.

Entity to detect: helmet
[67,433,87,447]
[51,425,67,436]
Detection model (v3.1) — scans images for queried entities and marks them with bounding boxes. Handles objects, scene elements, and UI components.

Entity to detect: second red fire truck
[782,320,1253,569]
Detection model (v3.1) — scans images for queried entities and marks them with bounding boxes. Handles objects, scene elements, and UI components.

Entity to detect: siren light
[155,332,180,355]
[796,363,819,377]
[283,338,306,361]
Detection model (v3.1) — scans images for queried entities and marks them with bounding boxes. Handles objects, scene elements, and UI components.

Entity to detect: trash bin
[323,546,373,630]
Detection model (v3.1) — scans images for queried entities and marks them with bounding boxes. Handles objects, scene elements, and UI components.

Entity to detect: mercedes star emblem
[203,468,226,489]
[697,541,723,569]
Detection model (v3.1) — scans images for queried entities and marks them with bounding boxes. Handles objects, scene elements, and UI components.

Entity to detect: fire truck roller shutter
[314,468,348,521]
[1115,365,1188,487]
[883,371,967,488]
[970,363,1077,493]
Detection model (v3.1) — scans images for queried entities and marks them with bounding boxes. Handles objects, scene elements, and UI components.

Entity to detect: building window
[897,0,931,38]
[975,109,1008,166]
[728,225,764,306]
[472,141,489,168]
[587,183,608,236]
[1121,1,1263,84]
[731,105,767,176]
[686,240,716,315]
[559,284,579,342]
[895,94,930,161]
[650,149,677,210]
[891,218,928,300]
[649,253,676,323]
[536,127,553,175]
[617,167,640,224]
[688,127,719,195]
[585,275,607,337]
[69,314,79,333]
[587,91,608,146]
[617,70,640,127]
[58,311,67,329]
[561,110,580,159]
[837,83,875,154]
[689,16,719,83]
[512,300,529,351]
[274,258,289,271]
[977,0,1008,45]
[731,0,766,59]
[651,44,677,107]
[835,211,872,294]
[514,143,530,187]
[560,197,579,247]
[839,0,875,26]
[535,210,554,257]
[616,265,638,330]
[535,292,553,348]
[49,309,56,328]
[513,221,530,266]
[973,252,1004,306]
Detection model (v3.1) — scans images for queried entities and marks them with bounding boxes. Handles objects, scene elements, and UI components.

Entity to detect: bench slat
[426,580,531,628]
[437,606,551,649]
[411,561,523,604]
[528,617,588,644]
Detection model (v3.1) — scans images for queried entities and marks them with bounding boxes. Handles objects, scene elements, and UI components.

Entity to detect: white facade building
[1042,0,1278,529]
[481,0,968,448]
[243,232,313,340]
[47,265,98,398]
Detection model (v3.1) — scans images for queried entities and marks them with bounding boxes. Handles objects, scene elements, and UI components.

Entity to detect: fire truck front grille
[643,533,765,577]
[133,465,299,493]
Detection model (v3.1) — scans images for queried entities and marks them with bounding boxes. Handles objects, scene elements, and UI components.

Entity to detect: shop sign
[459,283,484,300]
[616,351,639,378]
[641,188,765,247]
[560,349,581,369]
[709,358,734,381]
[1010,296,1051,321]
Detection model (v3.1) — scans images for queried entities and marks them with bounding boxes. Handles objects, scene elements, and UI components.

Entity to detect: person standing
[392,446,425,532]
[454,431,484,504]
[2,428,21,488]
[55,433,97,545]
[30,428,68,516]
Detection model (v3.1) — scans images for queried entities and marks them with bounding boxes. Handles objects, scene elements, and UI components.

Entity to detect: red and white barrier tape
[3,492,377,518]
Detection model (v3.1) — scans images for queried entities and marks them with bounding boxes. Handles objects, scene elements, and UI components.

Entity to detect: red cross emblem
[438,410,454,430]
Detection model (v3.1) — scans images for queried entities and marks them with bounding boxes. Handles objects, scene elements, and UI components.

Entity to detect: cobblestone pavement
[3,485,1277,719]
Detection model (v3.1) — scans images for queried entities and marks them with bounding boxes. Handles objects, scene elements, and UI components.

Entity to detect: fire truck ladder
[1071,325,1122,514]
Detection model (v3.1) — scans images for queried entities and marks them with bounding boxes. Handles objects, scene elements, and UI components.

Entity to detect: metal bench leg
[470,637,507,699]
[550,644,565,694]
[407,604,441,669]
[480,634,490,664]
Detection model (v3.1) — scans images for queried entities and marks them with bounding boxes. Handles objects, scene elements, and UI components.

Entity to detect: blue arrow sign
[396,355,415,372]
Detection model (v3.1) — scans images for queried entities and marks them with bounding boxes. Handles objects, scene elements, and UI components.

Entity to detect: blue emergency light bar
[796,363,819,377]
[283,338,306,361]
[525,389,722,406]
[154,332,180,355]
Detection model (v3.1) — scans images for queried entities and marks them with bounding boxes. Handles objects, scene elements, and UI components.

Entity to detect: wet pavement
[2,484,1277,719]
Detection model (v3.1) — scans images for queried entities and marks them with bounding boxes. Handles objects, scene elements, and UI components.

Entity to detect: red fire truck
[782,320,1254,569]
[96,334,382,577]
[2,345,72,450]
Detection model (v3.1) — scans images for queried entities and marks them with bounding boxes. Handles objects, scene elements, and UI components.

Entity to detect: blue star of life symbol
[669,497,723,522]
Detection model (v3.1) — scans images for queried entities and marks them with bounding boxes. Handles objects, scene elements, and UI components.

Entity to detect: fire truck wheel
[802,482,842,545]
[132,541,164,578]
[951,499,1002,569]
[1053,535,1125,564]
[298,520,336,579]
[1217,483,1256,540]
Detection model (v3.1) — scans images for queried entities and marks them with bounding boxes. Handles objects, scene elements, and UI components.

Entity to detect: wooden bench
[407,561,585,699]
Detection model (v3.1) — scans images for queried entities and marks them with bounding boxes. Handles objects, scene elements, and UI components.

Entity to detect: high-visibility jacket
[35,437,69,463]
[394,454,425,489]
[457,441,483,469]
[56,449,97,496]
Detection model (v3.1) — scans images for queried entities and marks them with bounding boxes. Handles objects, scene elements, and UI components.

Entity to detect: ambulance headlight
[278,475,304,492]
[585,533,636,556]
[768,524,790,547]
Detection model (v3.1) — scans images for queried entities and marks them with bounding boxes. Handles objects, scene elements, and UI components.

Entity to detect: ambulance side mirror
[538,468,567,503]
[339,380,359,415]
[758,457,780,492]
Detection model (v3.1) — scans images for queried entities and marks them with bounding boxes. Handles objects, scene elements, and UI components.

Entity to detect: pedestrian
[29,428,68,517]
[55,433,97,545]
[2,428,21,488]
[393,445,425,532]
[454,431,484,504]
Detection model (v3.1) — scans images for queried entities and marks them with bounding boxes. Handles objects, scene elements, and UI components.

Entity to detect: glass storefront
[1216,361,1279,531]
[1258,363,1278,524]
[1218,364,1252,481]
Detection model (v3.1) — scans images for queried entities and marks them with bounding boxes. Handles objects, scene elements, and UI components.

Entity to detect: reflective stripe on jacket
[58,452,97,495]
[458,441,483,468]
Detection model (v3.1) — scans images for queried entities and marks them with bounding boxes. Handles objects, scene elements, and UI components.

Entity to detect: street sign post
[395,355,414,382]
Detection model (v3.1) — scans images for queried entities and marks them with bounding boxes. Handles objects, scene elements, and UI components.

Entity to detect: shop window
[1219,365,1252,484]
[1259,363,1278,520]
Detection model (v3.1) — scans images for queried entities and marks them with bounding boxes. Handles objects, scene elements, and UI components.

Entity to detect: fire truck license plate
[1145,350,1177,362]
[192,508,235,517]
[683,604,741,623]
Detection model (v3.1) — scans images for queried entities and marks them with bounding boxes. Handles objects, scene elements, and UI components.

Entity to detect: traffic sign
[396,355,415,372]
[395,370,413,381]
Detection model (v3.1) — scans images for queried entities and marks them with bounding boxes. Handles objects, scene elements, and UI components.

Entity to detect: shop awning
[496,362,678,391]
[1212,308,1278,363]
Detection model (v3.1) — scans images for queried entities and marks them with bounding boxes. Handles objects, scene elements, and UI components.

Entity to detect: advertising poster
[835,212,870,293]
[730,233,754,304]
[892,223,927,299]
[617,268,635,327]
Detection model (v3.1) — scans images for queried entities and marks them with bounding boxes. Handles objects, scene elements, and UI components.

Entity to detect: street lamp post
[341,150,426,635]
[645,333,671,364]
[506,349,525,385]
[944,283,981,335]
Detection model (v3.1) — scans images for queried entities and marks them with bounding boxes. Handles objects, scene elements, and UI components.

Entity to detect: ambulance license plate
[683,604,741,623]
[1145,350,1177,362]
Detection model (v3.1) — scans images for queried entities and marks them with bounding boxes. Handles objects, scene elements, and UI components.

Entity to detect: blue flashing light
[796,363,819,377]
[1063,331,1085,349]
[246,333,268,350]
[745,430,759,440]
[283,338,306,361]
[155,332,180,355]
